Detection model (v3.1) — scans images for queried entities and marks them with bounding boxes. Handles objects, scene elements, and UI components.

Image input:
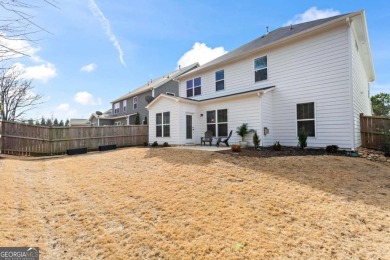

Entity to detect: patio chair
[216,130,233,147]
[201,130,213,146]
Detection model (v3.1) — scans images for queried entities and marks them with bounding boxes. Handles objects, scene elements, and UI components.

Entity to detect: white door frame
[185,113,194,144]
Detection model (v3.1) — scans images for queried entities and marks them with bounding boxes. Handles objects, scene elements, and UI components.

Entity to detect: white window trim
[114,102,120,114]
[114,121,121,126]
[133,96,138,110]
[206,109,228,137]
[156,112,170,138]
[123,100,127,112]
[215,70,225,91]
[254,55,268,82]
[296,102,316,138]
[186,77,202,97]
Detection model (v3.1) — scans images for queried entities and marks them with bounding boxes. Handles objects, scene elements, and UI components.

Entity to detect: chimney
[290,24,293,30]
[266,26,269,35]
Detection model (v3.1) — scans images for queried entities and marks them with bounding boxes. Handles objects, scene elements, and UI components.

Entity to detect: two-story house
[89,63,199,126]
[146,10,374,150]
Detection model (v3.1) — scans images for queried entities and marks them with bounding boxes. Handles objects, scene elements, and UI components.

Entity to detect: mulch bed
[219,146,348,157]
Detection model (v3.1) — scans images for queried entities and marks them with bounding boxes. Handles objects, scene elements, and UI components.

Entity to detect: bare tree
[0,0,58,61]
[0,65,43,121]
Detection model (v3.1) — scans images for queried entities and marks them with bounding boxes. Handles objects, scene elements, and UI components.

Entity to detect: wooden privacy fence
[0,120,148,156]
[360,113,390,149]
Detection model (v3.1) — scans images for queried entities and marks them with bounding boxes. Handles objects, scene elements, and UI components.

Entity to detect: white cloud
[177,42,228,68]
[371,82,390,96]
[0,34,42,62]
[13,62,57,83]
[53,103,79,119]
[284,7,341,26]
[74,91,102,106]
[81,63,97,72]
[88,0,126,67]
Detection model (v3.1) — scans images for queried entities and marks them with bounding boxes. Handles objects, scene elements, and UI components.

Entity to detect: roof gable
[111,63,199,103]
[179,11,372,79]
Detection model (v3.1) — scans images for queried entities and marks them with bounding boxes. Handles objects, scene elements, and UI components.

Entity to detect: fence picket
[360,113,390,149]
[0,120,148,156]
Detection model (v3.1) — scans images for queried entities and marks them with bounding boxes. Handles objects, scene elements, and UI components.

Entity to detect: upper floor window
[123,100,127,112]
[186,77,201,97]
[254,56,267,82]
[215,70,224,91]
[114,102,120,114]
[297,102,315,137]
[133,96,138,110]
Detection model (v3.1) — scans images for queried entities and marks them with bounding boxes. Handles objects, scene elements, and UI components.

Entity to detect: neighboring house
[69,119,91,127]
[89,109,114,126]
[107,63,199,126]
[146,10,374,150]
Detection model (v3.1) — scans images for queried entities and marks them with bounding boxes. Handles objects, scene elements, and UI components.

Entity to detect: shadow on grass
[144,148,390,209]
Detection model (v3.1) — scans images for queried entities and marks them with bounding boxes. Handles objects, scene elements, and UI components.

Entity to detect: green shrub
[326,145,339,153]
[236,123,249,141]
[151,141,158,147]
[298,129,308,149]
[231,144,241,152]
[135,112,140,125]
[253,131,261,149]
[162,142,170,147]
[273,141,282,151]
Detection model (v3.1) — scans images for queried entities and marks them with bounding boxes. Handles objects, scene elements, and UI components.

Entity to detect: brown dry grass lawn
[0,148,389,259]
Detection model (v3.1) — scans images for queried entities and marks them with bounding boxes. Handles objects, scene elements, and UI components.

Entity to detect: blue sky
[1,0,389,120]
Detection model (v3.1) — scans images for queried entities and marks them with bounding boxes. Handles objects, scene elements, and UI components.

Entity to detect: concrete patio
[168,145,231,152]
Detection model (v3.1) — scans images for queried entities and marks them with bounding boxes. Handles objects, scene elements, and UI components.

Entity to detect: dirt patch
[0,148,389,259]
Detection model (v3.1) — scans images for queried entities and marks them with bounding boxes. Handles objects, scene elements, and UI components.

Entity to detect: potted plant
[236,123,250,148]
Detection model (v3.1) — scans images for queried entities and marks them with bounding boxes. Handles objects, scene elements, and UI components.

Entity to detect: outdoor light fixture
[264,127,269,135]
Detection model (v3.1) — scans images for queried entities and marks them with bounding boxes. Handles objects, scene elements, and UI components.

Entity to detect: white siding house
[147,10,374,150]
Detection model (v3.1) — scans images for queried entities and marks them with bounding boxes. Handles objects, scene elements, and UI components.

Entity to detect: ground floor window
[156,112,170,137]
[297,102,315,137]
[206,109,228,137]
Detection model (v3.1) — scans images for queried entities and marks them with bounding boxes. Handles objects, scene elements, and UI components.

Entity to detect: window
[186,77,201,97]
[254,56,267,82]
[133,96,138,110]
[166,92,175,96]
[156,112,170,137]
[215,70,224,91]
[123,100,127,112]
[114,102,120,114]
[114,121,121,126]
[206,109,228,137]
[297,102,315,137]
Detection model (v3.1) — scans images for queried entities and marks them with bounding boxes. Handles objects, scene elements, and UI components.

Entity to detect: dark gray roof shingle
[182,13,353,75]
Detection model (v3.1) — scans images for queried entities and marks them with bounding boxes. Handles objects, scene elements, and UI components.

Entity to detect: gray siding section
[154,80,179,97]
[110,80,179,125]
[112,90,152,125]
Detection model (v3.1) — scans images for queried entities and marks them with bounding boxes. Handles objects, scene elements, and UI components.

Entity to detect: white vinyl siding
[179,24,352,148]
[148,98,180,144]
[351,25,372,148]
[261,91,274,146]
[199,94,261,146]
